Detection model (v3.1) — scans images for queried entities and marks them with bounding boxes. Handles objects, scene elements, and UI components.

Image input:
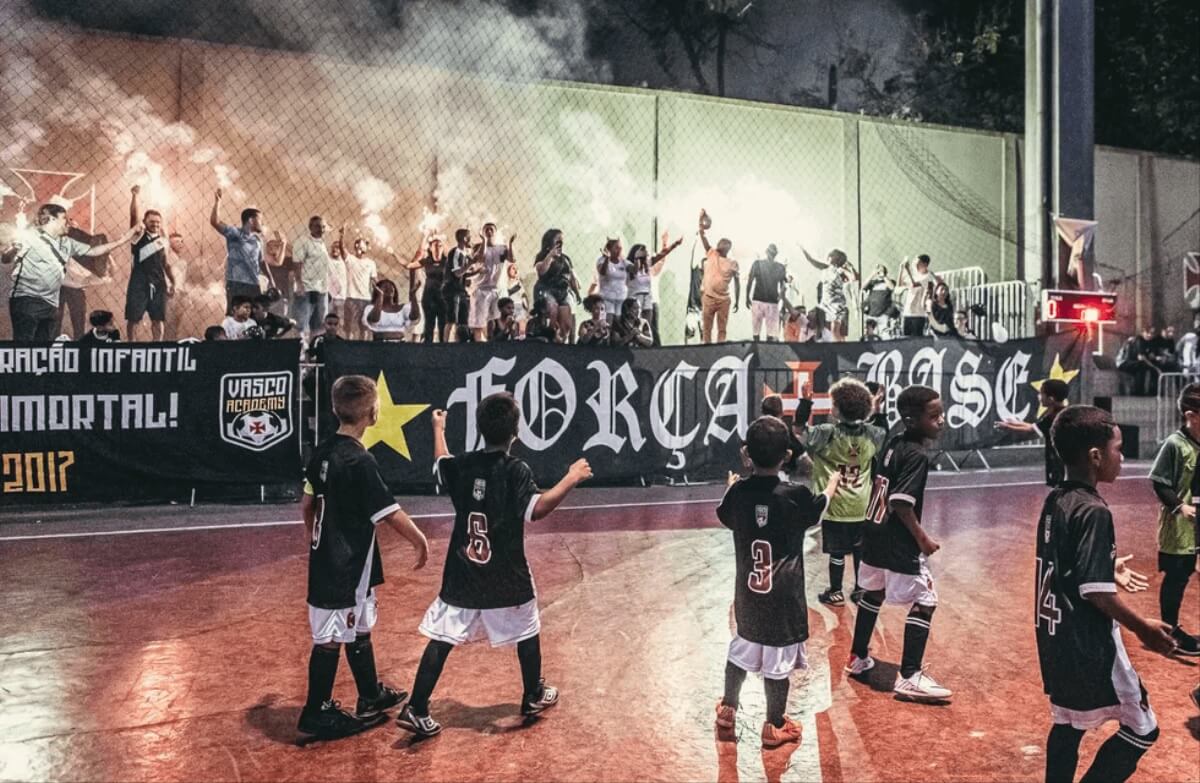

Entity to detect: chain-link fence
[0,0,1054,346]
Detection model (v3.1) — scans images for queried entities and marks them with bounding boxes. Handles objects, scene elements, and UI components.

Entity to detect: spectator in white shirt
[468,222,512,342]
[596,238,630,325]
[327,238,348,336]
[222,295,256,340]
[290,215,331,340]
[343,236,378,340]
[898,254,941,337]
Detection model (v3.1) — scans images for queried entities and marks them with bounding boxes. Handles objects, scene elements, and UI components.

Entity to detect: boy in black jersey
[996,378,1069,487]
[397,393,592,737]
[716,416,840,747]
[1037,406,1176,783]
[846,385,951,702]
[298,375,430,740]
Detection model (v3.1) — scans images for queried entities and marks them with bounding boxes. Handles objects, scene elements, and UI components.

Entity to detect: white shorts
[727,634,808,680]
[858,560,938,607]
[1050,626,1158,736]
[419,596,540,647]
[308,589,378,644]
[603,297,625,323]
[751,301,780,339]
[468,288,500,329]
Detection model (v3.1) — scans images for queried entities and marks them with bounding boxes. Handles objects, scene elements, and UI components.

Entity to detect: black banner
[0,340,301,504]
[324,334,1084,490]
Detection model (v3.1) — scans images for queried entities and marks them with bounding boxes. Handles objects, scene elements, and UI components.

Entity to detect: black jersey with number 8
[717,475,828,647]
[435,451,541,609]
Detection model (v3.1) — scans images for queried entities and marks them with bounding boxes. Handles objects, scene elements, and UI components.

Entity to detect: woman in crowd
[407,233,447,343]
[628,232,683,346]
[610,297,653,348]
[327,239,347,335]
[862,263,898,337]
[926,281,956,338]
[596,238,630,325]
[577,294,611,345]
[804,247,858,342]
[534,229,581,343]
[524,296,560,343]
[364,273,421,342]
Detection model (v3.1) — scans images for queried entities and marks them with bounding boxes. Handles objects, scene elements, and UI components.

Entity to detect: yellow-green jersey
[1150,430,1199,556]
[807,421,887,522]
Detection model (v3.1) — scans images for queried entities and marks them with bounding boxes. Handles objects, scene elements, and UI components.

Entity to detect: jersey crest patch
[473,478,487,500]
[755,504,769,527]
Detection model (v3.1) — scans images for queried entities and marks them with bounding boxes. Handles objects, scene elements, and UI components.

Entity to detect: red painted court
[0,466,1197,783]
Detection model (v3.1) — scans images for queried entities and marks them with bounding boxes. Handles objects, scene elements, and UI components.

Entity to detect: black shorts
[822,519,865,556]
[535,283,571,307]
[126,279,167,322]
[1158,551,1197,578]
[442,289,468,325]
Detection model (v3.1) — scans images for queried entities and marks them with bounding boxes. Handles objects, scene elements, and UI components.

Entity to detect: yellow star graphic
[361,372,430,460]
[1030,353,1080,417]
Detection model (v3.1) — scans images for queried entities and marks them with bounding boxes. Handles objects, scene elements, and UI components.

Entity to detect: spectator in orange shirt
[698,209,739,343]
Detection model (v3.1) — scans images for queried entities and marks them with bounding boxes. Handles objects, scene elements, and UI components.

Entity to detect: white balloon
[992,322,1009,344]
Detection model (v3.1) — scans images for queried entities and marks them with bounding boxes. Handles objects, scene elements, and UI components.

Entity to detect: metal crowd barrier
[954,280,1033,341]
[1157,372,1197,443]
[938,266,987,291]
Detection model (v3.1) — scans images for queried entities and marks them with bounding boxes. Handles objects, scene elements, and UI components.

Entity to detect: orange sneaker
[761,716,802,748]
[715,699,736,729]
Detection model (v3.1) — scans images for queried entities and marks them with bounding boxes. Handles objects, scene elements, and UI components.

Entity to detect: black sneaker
[396,704,442,737]
[521,680,560,715]
[298,700,375,740]
[817,588,845,606]
[849,588,865,605]
[356,682,406,719]
[1171,626,1200,657]
[1191,683,1200,711]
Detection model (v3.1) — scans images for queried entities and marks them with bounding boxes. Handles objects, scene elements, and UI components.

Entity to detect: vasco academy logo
[219,371,293,452]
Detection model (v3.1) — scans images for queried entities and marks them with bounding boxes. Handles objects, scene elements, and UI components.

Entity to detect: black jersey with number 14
[436,450,542,610]
[1034,481,1126,712]
[717,476,828,647]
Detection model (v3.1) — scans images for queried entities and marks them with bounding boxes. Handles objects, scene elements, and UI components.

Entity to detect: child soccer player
[761,393,811,480]
[800,378,887,606]
[397,394,592,737]
[846,385,950,701]
[1148,382,1200,655]
[1037,405,1176,783]
[716,416,841,747]
[996,378,1069,487]
[298,375,431,740]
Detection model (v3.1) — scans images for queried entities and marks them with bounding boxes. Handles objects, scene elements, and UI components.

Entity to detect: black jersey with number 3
[717,476,828,647]
[436,450,542,610]
[1035,481,1126,711]
[304,434,400,609]
[862,432,930,575]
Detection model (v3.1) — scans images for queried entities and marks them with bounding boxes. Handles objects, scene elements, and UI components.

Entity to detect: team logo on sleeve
[473,479,487,501]
[219,371,294,451]
[755,505,769,527]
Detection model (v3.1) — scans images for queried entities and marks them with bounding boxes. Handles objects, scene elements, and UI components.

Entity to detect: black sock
[851,590,884,659]
[1079,725,1158,783]
[1045,723,1084,783]
[305,644,340,710]
[408,640,454,715]
[516,635,543,699]
[900,604,935,679]
[1159,569,1190,628]
[723,660,747,710]
[764,676,789,728]
[828,556,845,592]
[345,634,380,701]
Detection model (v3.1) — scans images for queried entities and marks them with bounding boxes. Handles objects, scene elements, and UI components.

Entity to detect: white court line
[0,474,1151,542]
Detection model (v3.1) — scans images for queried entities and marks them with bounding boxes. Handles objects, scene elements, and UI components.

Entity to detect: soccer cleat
[521,680,560,715]
[356,682,406,719]
[396,704,443,737]
[1191,683,1200,711]
[761,716,803,748]
[298,700,376,740]
[817,588,845,606]
[1170,627,1200,657]
[849,587,865,605]
[715,699,736,729]
[844,654,875,676]
[894,670,952,702]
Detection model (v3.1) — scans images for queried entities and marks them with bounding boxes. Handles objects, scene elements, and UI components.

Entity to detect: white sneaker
[894,669,952,701]
[844,654,876,675]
